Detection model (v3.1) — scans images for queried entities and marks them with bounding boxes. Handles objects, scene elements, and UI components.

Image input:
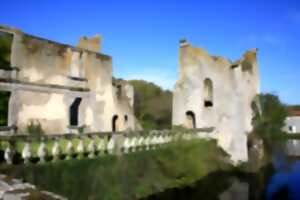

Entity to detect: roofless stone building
[172,39,260,162]
[0,25,141,134]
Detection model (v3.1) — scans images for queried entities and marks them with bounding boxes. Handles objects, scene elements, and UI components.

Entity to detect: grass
[0,139,231,200]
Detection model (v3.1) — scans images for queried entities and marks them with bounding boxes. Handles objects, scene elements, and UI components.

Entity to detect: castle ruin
[0,25,141,135]
[172,39,260,162]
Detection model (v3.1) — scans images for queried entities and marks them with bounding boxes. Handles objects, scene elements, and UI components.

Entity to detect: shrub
[251,93,288,139]
[26,120,44,137]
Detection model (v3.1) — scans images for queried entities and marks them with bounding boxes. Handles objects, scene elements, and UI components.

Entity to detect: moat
[0,139,299,200]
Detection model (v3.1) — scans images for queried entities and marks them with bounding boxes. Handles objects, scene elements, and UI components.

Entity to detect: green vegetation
[0,139,230,200]
[27,120,44,136]
[128,80,172,130]
[251,93,288,139]
[0,31,12,69]
[0,91,10,126]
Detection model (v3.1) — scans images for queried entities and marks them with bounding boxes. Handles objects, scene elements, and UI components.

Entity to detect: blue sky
[0,0,299,104]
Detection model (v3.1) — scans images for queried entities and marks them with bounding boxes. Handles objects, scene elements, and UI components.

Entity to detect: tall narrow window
[70,98,82,126]
[112,115,119,132]
[185,111,196,129]
[204,78,213,107]
[70,51,85,78]
[0,91,11,126]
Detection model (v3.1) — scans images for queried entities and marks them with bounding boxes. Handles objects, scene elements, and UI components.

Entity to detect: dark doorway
[186,111,196,129]
[112,115,119,132]
[0,91,11,126]
[70,98,82,126]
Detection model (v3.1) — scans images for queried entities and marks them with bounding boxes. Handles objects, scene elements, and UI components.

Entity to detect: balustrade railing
[0,128,214,165]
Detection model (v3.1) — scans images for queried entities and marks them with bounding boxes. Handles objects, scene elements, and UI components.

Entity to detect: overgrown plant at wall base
[0,139,231,200]
[26,120,44,137]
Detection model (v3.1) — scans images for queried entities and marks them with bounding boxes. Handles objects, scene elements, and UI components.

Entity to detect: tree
[128,80,172,130]
[251,93,288,139]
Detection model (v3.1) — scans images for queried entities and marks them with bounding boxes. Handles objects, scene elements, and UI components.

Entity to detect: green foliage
[128,80,172,130]
[0,140,230,200]
[78,126,85,134]
[251,93,288,139]
[0,91,10,126]
[26,120,44,136]
[0,32,13,69]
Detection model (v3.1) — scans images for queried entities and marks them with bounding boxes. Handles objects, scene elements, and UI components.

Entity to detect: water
[143,155,300,200]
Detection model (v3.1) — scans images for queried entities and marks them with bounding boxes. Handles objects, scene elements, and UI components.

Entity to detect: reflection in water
[143,173,250,200]
[144,143,300,200]
[219,179,248,200]
[267,159,300,200]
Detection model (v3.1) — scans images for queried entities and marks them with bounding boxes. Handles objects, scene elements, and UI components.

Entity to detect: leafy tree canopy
[128,80,172,130]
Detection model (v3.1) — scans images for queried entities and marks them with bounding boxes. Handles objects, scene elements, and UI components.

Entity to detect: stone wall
[172,40,260,163]
[0,25,141,134]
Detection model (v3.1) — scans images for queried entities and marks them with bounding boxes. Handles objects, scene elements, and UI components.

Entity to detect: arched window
[112,115,119,132]
[204,78,213,107]
[69,98,82,126]
[185,111,196,129]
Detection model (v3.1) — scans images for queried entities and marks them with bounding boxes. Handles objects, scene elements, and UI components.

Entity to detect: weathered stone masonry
[0,25,141,134]
[172,39,260,163]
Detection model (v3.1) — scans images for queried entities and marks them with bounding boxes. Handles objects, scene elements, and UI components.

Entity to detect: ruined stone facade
[172,40,260,163]
[0,25,141,134]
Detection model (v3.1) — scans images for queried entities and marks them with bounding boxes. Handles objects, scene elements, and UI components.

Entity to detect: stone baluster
[22,141,32,164]
[4,141,15,164]
[144,136,150,151]
[152,135,159,149]
[65,139,74,159]
[97,137,106,155]
[52,138,61,161]
[158,134,164,147]
[107,136,115,154]
[77,137,85,157]
[137,136,144,151]
[129,136,137,152]
[88,136,96,158]
[156,134,161,148]
[123,136,130,154]
[38,139,48,163]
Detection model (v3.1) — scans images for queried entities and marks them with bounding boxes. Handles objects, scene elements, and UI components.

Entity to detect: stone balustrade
[0,128,214,165]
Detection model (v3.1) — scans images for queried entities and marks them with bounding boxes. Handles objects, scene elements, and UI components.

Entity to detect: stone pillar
[65,139,74,159]
[22,141,32,164]
[52,139,61,161]
[38,139,48,163]
[8,90,20,131]
[4,141,15,164]
[88,136,96,158]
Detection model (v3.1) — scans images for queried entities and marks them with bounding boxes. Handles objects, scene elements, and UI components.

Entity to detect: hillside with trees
[128,80,172,130]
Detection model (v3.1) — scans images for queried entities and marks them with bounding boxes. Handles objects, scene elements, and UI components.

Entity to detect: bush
[26,120,44,137]
[128,80,172,130]
[251,93,288,139]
